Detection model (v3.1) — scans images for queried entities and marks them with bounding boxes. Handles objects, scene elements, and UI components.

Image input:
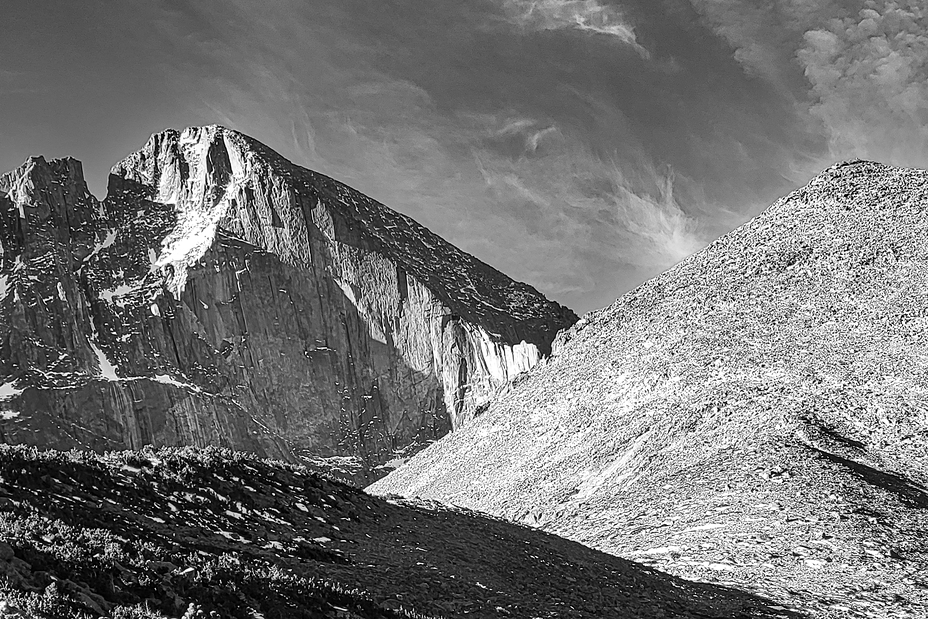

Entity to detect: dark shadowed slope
[371,161,928,617]
[0,126,576,480]
[0,446,795,618]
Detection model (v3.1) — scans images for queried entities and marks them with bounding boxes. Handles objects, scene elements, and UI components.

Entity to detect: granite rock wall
[0,126,576,478]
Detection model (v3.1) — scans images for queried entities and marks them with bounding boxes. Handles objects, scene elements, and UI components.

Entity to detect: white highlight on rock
[99,283,137,304]
[475,326,540,384]
[85,230,117,264]
[574,428,648,501]
[152,374,201,392]
[90,340,119,381]
[680,523,726,533]
[0,381,23,401]
[631,545,683,555]
[154,130,248,296]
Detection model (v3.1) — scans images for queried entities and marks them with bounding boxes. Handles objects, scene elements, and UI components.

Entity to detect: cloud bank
[687,0,928,168]
[799,1,928,164]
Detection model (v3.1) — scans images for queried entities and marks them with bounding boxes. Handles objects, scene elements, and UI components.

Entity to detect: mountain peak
[0,126,576,478]
[372,160,928,615]
[2,154,92,202]
[109,125,577,342]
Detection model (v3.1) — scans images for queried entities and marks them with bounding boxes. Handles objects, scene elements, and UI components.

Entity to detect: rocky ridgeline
[372,161,928,617]
[0,126,576,479]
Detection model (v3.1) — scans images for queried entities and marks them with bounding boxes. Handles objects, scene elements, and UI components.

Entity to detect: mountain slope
[371,161,928,617]
[0,126,576,479]
[0,445,796,618]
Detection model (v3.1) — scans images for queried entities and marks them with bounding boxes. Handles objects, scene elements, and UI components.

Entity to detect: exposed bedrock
[0,126,576,478]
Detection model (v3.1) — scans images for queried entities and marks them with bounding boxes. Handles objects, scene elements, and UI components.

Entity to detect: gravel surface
[372,161,928,618]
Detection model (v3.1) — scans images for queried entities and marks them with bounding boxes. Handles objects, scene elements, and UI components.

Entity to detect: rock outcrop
[0,126,576,478]
[371,161,928,616]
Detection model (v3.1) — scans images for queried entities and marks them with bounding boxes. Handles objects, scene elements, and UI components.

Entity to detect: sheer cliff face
[0,126,576,476]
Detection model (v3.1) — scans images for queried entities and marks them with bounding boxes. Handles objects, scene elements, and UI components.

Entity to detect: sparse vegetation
[0,445,794,618]
[372,161,928,618]
[0,446,430,618]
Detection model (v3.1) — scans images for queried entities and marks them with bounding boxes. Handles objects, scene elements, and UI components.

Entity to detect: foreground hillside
[0,445,795,618]
[0,126,575,480]
[372,161,928,617]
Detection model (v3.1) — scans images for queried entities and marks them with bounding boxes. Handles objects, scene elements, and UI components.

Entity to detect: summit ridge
[0,126,576,480]
[372,160,928,617]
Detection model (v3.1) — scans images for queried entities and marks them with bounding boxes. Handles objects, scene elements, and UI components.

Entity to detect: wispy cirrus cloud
[122,0,718,309]
[500,0,648,56]
[3,0,884,314]
[472,113,702,268]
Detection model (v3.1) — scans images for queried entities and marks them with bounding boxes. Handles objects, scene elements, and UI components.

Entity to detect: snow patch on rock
[90,340,119,381]
[99,283,138,305]
[0,381,23,401]
[152,374,201,392]
[85,230,117,264]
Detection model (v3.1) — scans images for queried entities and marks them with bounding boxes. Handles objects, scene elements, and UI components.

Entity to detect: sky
[2,1,927,314]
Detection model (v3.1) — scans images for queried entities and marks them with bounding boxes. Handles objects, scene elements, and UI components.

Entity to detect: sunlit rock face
[371,160,928,614]
[0,126,576,479]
